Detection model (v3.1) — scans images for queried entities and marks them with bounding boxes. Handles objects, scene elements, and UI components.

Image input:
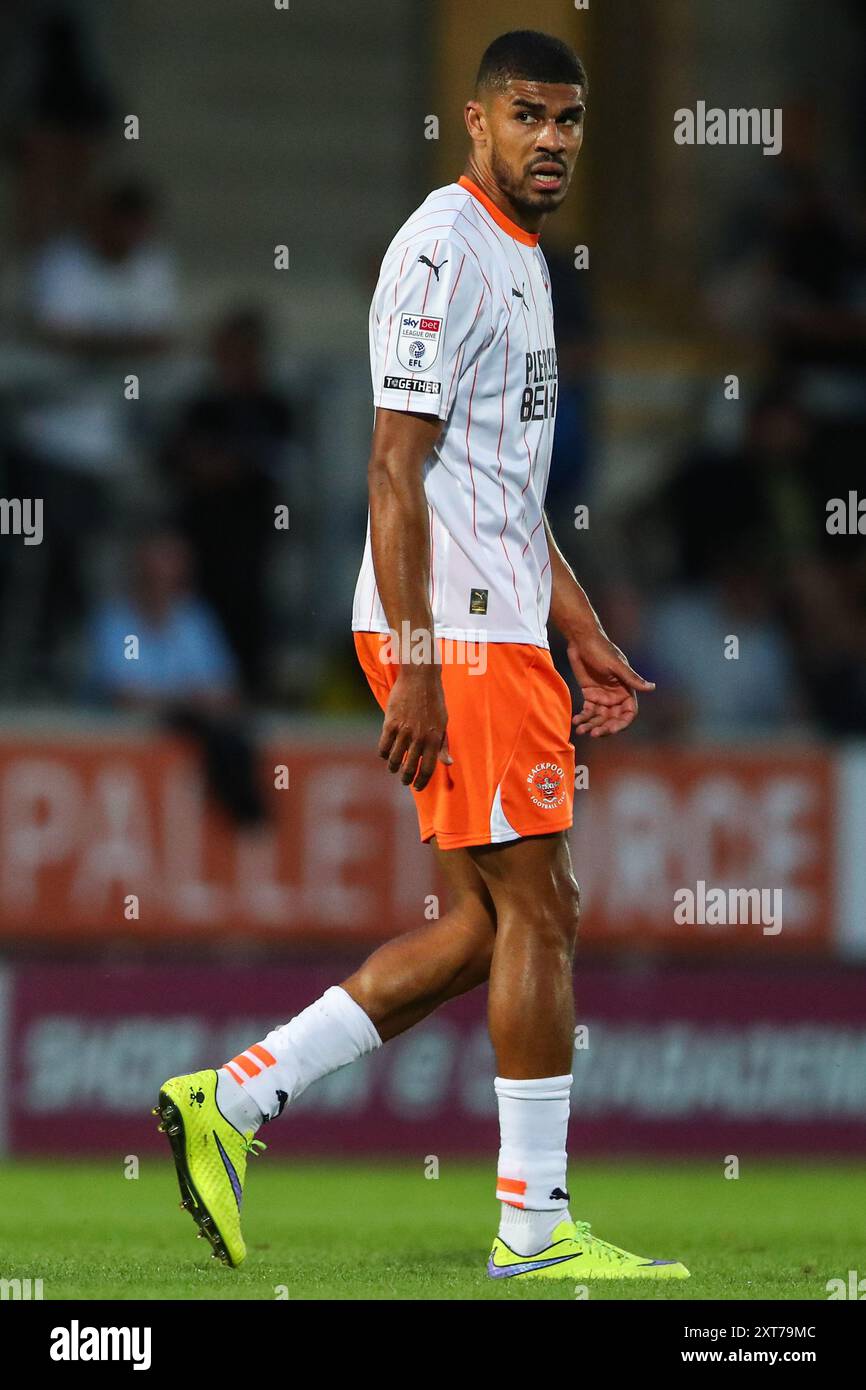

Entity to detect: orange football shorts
[354,632,575,851]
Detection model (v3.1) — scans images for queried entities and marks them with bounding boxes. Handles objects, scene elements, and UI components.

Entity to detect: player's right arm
[368,406,452,791]
[367,234,490,789]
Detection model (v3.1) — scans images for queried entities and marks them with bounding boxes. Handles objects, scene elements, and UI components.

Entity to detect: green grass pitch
[0,1158,860,1300]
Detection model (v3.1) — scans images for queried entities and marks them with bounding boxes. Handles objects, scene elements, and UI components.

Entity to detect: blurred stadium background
[0,0,864,1181]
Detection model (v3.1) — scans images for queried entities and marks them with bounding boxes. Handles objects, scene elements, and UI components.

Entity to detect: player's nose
[535,127,567,156]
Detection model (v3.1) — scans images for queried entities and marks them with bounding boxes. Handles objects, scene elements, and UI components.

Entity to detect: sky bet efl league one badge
[397,312,442,371]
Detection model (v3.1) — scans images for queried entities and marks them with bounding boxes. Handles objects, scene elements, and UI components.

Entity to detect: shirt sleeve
[371,236,491,420]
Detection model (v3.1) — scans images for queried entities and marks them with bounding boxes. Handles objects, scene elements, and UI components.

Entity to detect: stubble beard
[490,145,565,219]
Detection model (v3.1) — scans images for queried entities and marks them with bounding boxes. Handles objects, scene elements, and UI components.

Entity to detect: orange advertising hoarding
[0,731,836,951]
[571,743,835,951]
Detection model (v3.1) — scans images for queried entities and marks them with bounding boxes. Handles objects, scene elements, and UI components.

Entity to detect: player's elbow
[366,450,393,488]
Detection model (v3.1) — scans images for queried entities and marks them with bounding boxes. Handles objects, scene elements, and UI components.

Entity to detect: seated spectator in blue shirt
[87,529,237,708]
[86,530,266,825]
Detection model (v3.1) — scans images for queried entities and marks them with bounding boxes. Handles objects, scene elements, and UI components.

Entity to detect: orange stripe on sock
[224,1063,245,1085]
[232,1053,261,1078]
[248,1043,277,1067]
[496,1177,527,1196]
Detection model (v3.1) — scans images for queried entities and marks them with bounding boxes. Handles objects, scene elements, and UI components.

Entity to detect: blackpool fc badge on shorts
[397,312,442,371]
[527,761,567,809]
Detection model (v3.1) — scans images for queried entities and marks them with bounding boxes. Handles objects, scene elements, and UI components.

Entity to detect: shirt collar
[457,175,540,247]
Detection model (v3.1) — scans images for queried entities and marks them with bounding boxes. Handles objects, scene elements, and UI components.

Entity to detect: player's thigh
[467,830,580,921]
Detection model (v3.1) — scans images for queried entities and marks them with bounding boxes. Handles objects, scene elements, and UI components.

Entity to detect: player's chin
[522,178,568,209]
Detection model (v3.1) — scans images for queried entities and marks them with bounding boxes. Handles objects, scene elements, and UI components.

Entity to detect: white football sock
[495,1073,573,1256]
[216,1071,263,1134]
[216,986,382,1133]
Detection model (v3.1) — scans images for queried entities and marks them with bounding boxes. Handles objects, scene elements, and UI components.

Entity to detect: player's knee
[522,870,580,955]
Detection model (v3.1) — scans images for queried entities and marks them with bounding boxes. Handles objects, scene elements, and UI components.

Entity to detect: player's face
[485,80,585,216]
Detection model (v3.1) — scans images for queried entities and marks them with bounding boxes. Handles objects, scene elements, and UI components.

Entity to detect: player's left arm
[544,513,655,737]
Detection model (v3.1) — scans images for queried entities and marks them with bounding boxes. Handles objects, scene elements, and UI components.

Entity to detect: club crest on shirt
[397,312,442,371]
[526,761,566,809]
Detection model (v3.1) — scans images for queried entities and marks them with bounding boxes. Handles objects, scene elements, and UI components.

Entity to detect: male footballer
[157,29,689,1283]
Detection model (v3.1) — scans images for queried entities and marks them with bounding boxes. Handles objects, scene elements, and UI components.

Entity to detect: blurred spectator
[647,556,806,741]
[161,307,293,697]
[784,552,866,736]
[87,529,236,708]
[708,100,866,374]
[769,182,866,373]
[87,529,267,825]
[0,4,115,247]
[586,580,688,741]
[632,383,866,735]
[6,180,178,690]
[658,384,820,587]
[543,246,600,526]
[24,179,177,358]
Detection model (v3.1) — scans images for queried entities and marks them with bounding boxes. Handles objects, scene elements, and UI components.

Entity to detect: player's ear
[464,99,487,142]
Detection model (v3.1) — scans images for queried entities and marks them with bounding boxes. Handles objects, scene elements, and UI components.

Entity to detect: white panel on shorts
[489,781,520,844]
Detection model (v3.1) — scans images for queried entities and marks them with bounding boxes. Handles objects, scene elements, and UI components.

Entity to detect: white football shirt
[352,176,559,647]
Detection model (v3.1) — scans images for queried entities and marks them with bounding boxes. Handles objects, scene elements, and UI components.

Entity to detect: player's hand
[378,666,452,790]
[567,630,655,738]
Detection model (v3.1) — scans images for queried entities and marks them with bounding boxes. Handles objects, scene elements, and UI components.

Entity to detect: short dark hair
[475,30,587,97]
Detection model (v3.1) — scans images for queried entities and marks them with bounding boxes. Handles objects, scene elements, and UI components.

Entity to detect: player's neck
[460,163,546,237]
